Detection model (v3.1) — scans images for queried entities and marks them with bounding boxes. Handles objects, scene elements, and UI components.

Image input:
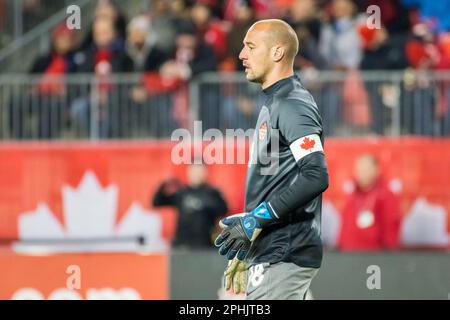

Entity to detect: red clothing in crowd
[37,54,67,95]
[94,48,114,93]
[338,177,401,251]
[198,20,227,59]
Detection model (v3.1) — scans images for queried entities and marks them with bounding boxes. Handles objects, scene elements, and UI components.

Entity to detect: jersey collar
[262,74,297,96]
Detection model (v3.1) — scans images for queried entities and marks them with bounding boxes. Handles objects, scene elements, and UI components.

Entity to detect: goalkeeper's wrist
[249,201,279,228]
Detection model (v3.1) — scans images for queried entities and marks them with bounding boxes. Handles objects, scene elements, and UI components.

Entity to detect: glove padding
[224,257,247,294]
[214,212,259,260]
[214,202,276,260]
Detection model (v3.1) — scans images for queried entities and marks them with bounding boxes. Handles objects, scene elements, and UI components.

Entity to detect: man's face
[93,19,116,48]
[234,4,252,23]
[95,0,118,20]
[191,4,210,27]
[176,34,196,62]
[292,0,315,21]
[128,28,147,50]
[176,34,196,51]
[333,0,355,19]
[54,34,73,54]
[187,164,207,187]
[354,156,379,190]
[239,26,272,84]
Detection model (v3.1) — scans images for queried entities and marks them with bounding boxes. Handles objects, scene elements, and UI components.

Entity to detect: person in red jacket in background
[338,154,402,251]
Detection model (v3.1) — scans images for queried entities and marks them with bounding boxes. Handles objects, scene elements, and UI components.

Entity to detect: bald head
[239,19,299,88]
[250,19,299,63]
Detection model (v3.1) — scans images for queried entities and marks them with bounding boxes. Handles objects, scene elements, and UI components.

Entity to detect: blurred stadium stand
[1,71,450,139]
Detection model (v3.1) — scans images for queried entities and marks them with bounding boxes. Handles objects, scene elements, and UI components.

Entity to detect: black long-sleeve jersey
[245,74,329,268]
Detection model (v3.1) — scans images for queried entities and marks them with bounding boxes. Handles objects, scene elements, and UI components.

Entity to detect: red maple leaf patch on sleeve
[300,137,315,151]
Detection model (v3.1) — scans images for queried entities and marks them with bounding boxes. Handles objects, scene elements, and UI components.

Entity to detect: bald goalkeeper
[214,19,329,300]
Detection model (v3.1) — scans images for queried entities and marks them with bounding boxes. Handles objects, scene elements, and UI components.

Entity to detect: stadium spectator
[190,1,228,60]
[358,24,409,134]
[73,17,126,73]
[317,0,363,136]
[360,0,411,35]
[146,0,187,55]
[170,27,218,78]
[152,162,228,248]
[79,0,127,50]
[8,22,78,139]
[122,15,169,73]
[119,15,173,137]
[338,154,402,251]
[159,28,218,129]
[319,0,362,70]
[223,0,282,21]
[359,25,409,70]
[71,17,128,138]
[288,0,322,43]
[287,0,327,70]
[31,22,78,91]
[401,23,447,136]
[223,1,256,71]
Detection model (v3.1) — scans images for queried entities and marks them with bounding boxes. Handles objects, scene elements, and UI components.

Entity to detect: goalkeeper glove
[214,201,277,260]
[224,257,247,294]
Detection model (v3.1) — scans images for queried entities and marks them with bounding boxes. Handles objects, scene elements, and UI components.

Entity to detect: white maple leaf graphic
[321,200,341,248]
[14,171,168,253]
[400,197,450,247]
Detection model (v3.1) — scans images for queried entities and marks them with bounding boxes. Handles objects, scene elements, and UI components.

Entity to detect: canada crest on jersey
[259,122,268,141]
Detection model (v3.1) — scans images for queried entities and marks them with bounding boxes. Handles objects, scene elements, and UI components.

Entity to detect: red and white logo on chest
[259,122,268,141]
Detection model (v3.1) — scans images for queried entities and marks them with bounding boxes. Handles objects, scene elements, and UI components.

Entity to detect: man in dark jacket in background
[153,162,228,248]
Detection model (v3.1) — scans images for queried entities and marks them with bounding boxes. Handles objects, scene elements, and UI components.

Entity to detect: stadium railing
[1,70,450,140]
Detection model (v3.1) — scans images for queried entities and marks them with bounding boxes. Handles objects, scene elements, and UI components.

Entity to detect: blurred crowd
[28,0,450,79]
[5,0,450,138]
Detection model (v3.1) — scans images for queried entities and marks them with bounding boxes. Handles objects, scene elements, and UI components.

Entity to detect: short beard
[246,72,264,85]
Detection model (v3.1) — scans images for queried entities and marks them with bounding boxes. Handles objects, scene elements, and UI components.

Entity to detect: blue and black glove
[214,202,278,261]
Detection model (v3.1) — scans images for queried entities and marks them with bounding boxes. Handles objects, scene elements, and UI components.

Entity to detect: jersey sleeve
[267,98,328,218]
[277,98,322,144]
[278,98,324,163]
